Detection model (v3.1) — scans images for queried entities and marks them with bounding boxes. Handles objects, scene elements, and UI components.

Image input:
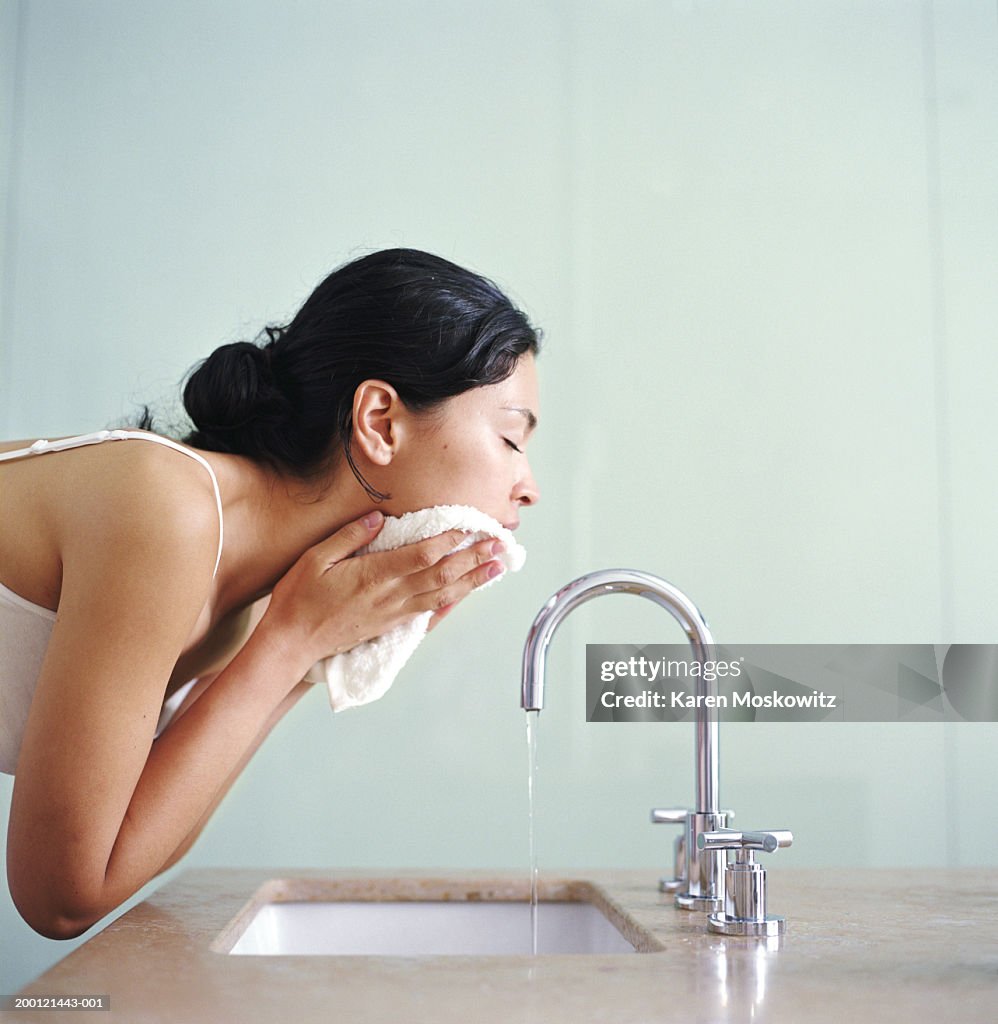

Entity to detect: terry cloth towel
[303,505,526,712]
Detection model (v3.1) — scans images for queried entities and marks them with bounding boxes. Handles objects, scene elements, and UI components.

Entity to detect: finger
[360,529,473,581]
[407,538,506,597]
[407,557,506,615]
[426,602,458,632]
[307,511,385,568]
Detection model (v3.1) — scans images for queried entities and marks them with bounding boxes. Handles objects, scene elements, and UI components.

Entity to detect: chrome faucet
[520,568,729,912]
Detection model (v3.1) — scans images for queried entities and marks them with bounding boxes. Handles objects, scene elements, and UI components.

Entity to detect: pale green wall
[2,0,997,993]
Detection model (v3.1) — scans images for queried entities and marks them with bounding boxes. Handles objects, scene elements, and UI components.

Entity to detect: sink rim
[210,875,665,957]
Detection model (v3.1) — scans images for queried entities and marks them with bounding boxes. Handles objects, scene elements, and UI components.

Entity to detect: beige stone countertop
[9,866,998,1023]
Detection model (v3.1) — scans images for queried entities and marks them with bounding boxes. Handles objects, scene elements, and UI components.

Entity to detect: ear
[351,380,402,466]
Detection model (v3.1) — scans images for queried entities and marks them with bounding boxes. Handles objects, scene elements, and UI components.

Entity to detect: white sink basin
[227,899,637,956]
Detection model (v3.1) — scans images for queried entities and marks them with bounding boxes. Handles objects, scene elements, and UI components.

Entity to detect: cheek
[437,438,483,469]
[437,443,503,496]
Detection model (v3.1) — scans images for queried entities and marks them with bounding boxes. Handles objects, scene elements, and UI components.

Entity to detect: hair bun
[183,340,291,454]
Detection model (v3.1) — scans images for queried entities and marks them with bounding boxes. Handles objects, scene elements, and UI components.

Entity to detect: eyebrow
[503,406,538,433]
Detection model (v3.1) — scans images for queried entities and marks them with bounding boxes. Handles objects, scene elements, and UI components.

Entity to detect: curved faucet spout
[520,568,719,816]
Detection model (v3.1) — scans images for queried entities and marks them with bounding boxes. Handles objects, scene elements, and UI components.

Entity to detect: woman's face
[380,354,540,529]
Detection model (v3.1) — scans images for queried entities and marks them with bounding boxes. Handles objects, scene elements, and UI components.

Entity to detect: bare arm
[154,674,311,874]
[6,487,304,939]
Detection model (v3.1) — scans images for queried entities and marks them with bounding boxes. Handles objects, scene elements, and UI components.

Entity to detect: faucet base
[707,912,786,937]
[675,892,724,913]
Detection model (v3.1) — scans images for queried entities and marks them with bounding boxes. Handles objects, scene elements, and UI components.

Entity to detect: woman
[0,248,540,939]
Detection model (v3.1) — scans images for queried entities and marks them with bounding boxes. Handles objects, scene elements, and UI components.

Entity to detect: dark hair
[181,248,540,500]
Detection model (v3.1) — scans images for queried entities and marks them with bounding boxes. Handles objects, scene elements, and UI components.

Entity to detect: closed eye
[503,438,523,454]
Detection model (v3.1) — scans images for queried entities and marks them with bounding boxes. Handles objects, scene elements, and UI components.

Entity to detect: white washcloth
[303,505,526,711]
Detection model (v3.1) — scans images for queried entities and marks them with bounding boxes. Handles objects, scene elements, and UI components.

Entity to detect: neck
[208,453,371,615]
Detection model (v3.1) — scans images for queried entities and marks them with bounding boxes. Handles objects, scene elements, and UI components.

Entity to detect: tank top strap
[0,430,225,577]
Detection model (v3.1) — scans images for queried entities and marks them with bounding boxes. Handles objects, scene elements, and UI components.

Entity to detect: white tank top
[0,430,224,775]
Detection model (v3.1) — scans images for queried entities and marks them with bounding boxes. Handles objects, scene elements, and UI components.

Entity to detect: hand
[260,511,506,672]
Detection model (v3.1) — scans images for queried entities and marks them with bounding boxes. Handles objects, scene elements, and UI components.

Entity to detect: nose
[515,460,540,507]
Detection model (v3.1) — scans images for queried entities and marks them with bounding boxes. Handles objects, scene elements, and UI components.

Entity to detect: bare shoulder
[53,438,223,598]
[1,434,223,613]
